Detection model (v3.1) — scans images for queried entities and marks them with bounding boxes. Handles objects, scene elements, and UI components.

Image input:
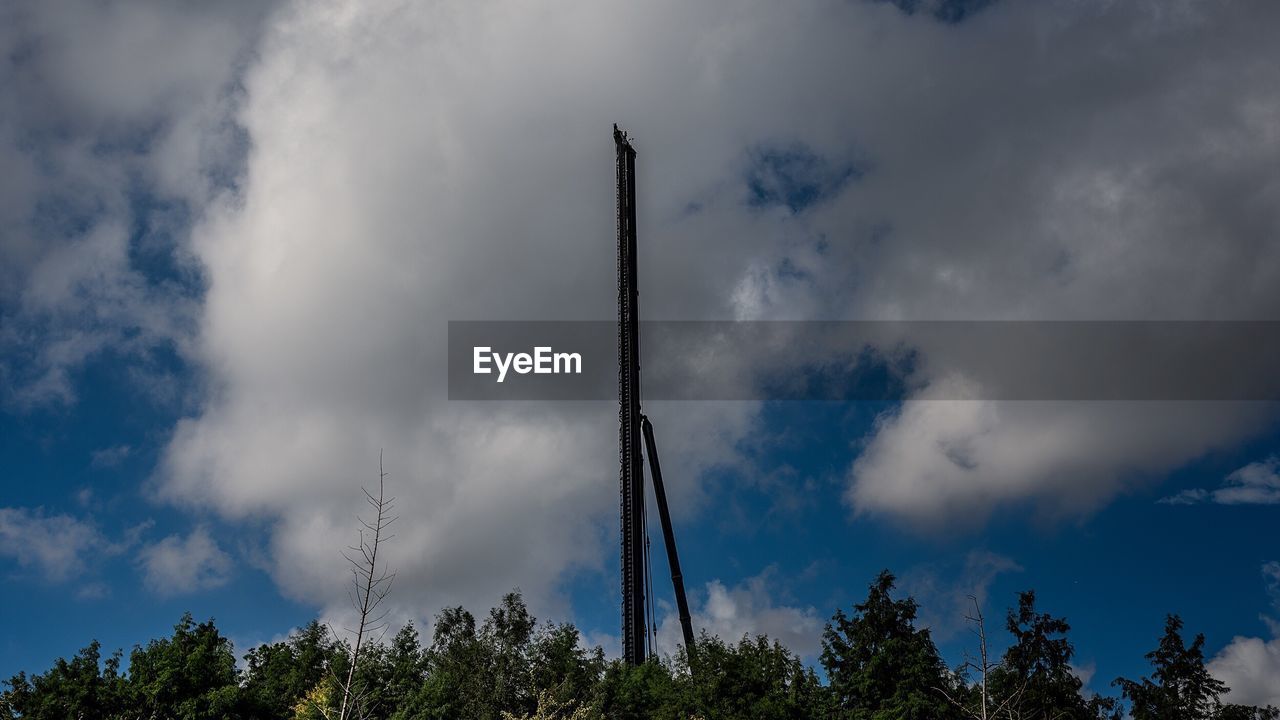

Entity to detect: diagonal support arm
[641,414,697,663]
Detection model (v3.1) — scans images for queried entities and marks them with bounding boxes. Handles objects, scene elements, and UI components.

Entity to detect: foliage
[501,688,597,720]
[1115,614,1227,720]
[1218,706,1280,720]
[1115,614,1279,720]
[594,658,682,720]
[821,570,960,720]
[4,578,1278,720]
[530,623,605,711]
[242,620,341,720]
[680,631,831,719]
[984,590,1122,720]
[292,680,338,720]
[0,640,125,720]
[123,612,241,720]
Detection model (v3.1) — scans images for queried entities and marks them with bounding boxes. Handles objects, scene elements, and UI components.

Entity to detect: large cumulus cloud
[143,0,1280,630]
[0,0,272,407]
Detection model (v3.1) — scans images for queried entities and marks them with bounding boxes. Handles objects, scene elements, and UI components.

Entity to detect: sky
[2,0,1280,708]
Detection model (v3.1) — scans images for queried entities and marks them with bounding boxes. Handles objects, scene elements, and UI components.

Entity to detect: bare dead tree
[937,595,1028,720]
[969,595,994,720]
[315,452,398,720]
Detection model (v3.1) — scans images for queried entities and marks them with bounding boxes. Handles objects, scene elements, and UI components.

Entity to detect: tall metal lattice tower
[615,124,647,666]
[615,124,697,669]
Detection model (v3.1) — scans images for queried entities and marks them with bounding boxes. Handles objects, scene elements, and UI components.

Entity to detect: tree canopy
[1115,614,1276,720]
[821,570,959,719]
[3,580,1275,720]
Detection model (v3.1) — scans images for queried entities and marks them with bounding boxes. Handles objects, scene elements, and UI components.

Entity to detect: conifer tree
[989,590,1121,719]
[821,570,960,719]
[1115,614,1227,720]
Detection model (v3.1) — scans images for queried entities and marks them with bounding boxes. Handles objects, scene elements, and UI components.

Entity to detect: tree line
[2,571,1275,719]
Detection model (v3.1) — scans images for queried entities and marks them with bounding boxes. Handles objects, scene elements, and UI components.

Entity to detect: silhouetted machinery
[615,125,696,667]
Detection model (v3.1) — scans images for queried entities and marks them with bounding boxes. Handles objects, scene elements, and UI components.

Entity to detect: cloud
[1208,561,1280,708]
[136,525,233,596]
[1069,661,1097,690]
[581,630,622,662]
[850,391,1271,527]
[820,0,1280,528]
[1211,635,1280,708]
[131,0,1280,630]
[0,507,107,581]
[76,582,112,601]
[90,444,133,469]
[654,568,823,659]
[1160,456,1280,506]
[0,1,274,408]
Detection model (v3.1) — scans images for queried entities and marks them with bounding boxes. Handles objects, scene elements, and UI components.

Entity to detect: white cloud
[0,1,272,407]
[581,630,622,662]
[1209,561,1280,708]
[818,1,1280,528]
[1160,456,1280,506]
[0,506,106,582]
[655,568,823,659]
[128,0,1280,631]
[90,444,132,469]
[1069,661,1097,691]
[850,390,1270,527]
[137,525,233,596]
[1210,635,1280,708]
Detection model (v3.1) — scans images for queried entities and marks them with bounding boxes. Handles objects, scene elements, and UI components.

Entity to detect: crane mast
[616,124,646,666]
[615,125,697,667]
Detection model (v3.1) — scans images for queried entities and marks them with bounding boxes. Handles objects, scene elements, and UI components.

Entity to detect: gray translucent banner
[447,321,1280,401]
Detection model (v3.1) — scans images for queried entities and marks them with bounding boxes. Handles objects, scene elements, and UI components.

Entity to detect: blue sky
[3,0,1280,710]
[5,367,1279,696]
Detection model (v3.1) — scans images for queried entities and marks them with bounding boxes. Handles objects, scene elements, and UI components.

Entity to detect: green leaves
[986,590,1103,720]
[681,632,830,719]
[1116,614,1238,720]
[124,613,241,720]
[242,620,341,720]
[5,580,1277,720]
[821,570,959,720]
[0,640,126,720]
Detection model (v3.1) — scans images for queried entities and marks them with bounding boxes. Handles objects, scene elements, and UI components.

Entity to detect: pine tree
[1114,614,1227,720]
[988,590,1121,719]
[821,570,960,719]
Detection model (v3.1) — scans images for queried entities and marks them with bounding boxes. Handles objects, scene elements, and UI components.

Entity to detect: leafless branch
[323,451,397,720]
